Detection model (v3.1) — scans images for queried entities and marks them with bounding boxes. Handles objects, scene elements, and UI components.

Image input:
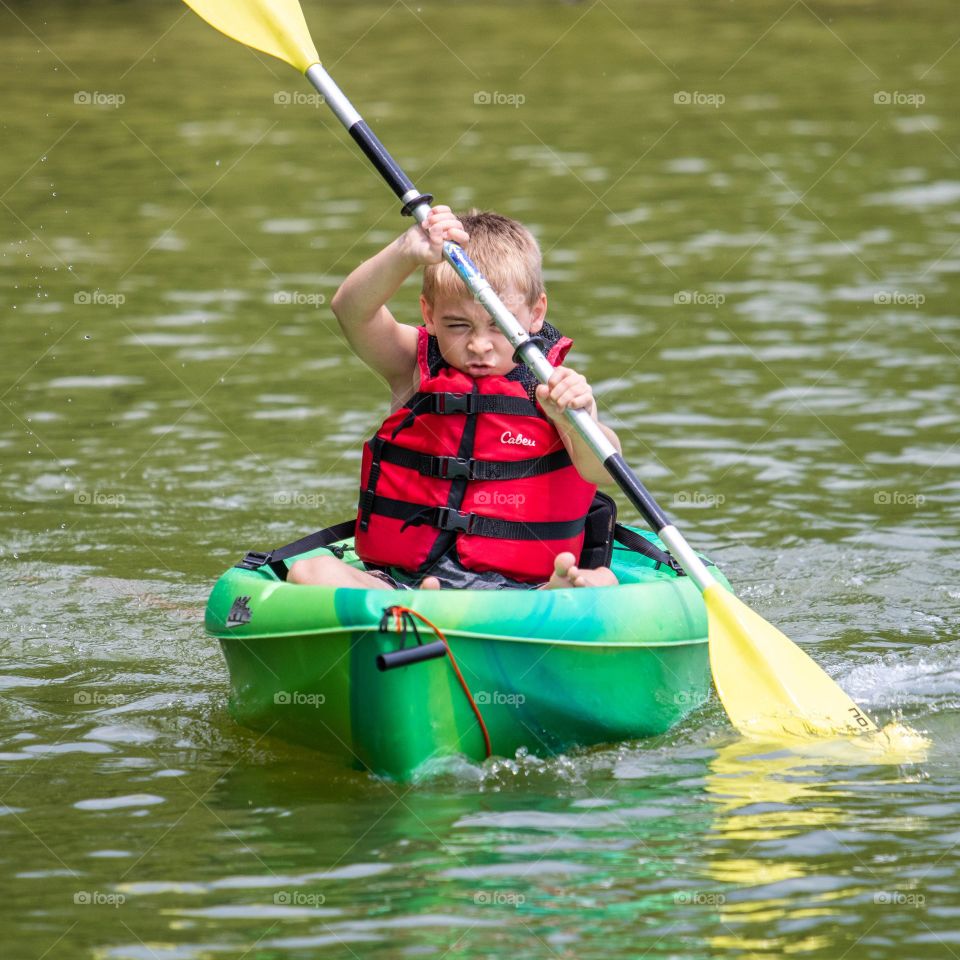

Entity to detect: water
[2,0,959,956]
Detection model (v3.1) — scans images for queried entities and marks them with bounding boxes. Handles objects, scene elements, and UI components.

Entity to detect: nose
[468,331,493,356]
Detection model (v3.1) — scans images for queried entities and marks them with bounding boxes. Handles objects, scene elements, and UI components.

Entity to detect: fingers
[421,205,469,245]
[537,367,593,414]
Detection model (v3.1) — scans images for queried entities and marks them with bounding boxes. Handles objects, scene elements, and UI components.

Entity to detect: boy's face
[420,286,547,378]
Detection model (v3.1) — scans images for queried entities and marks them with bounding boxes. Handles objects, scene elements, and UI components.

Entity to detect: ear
[420,295,437,334]
[528,292,547,334]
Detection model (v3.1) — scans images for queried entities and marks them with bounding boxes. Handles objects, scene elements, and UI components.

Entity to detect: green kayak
[205,528,729,780]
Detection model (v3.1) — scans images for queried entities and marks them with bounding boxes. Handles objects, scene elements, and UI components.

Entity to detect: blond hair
[421,210,544,308]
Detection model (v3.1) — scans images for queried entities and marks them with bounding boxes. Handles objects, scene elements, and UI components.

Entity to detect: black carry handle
[376,640,448,672]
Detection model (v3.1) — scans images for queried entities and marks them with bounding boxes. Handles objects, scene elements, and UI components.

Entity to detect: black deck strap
[358,436,385,532]
[376,441,573,481]
[613,524,691,576]
[403,391,544,418]
[370,494,585,541]
[235,518,357,582]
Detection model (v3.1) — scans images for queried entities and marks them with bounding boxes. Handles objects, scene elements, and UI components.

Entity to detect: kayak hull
[206,531,727,779]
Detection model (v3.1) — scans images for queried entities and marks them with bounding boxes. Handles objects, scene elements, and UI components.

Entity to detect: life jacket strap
[376,441,573,481]
[370,495,586,541]
[405,391,545,418]
[358,436,386,532]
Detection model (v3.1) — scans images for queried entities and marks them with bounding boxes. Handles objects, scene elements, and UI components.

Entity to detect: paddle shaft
[305,63,718,592]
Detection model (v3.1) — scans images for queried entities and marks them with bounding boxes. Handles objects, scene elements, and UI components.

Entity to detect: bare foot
[545,551,618,589]
[419,576,441,590]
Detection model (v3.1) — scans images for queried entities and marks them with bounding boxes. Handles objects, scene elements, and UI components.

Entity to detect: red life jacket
[354,324,598,583]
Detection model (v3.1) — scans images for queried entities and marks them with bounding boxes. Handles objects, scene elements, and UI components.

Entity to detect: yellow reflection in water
[700,723,928,955]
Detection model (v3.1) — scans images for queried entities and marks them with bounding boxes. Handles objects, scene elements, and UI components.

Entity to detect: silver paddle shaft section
[658,525,720,593]
[305,63,361,126]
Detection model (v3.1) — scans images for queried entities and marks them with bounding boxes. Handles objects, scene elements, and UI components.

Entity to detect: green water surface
[2,1,959,957]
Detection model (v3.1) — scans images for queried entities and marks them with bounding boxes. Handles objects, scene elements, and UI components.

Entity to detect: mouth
[466,363,494,375]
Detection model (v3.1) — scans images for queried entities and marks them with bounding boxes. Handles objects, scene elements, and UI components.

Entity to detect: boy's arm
[535,367,622,487]
[330,207,469,393]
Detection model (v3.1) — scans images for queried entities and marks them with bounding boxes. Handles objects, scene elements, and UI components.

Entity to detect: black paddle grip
[349,121,417,201]
[376,640,448,672]
[603,453,670,532]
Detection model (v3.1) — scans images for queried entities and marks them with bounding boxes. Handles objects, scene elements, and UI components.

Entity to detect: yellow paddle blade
[705,583,878,740]
[181,0,319,73]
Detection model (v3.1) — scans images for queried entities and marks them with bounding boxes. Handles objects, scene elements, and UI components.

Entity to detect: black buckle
[666,557,686,576]
[236,550,272,571]
[435,506,474,533]
[433,456,472,480]
[435,392,474,415]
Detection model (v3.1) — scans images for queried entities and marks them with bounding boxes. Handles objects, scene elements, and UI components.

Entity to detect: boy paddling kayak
[289,207,622,591]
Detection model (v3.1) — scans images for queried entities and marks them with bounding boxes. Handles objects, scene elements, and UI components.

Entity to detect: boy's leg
[287,554,442,589]
[287,554,394,588]
[543,552,618,589]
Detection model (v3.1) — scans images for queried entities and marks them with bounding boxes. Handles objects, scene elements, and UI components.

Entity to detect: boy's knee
[287,554,341,585]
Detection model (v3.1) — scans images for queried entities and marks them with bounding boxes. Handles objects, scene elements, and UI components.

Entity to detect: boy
[289,206,621,590]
